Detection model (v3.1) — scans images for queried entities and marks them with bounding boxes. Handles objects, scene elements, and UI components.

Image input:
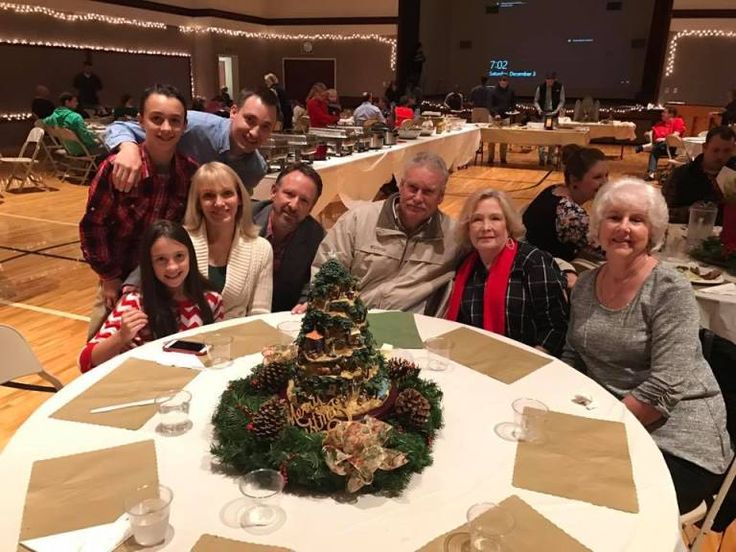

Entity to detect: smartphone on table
[163,339,209,356]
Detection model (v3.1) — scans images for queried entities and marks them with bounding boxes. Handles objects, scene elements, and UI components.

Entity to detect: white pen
[89,397,167,414]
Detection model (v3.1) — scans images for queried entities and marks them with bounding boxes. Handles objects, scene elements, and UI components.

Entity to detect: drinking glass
[278,321,302,346]
[687,202,718,248]
[206,333,233,368]
[238,469,286,528]
[467,502,515,551]
[124,484,173,546]
[494,398,548,442]
[155,390,192,436]
[424,336,453,371]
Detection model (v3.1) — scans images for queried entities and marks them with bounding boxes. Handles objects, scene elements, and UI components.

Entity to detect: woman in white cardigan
[183,162,273,318]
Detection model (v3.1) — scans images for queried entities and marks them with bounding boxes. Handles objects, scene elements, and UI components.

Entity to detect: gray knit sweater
[562,263,733,475]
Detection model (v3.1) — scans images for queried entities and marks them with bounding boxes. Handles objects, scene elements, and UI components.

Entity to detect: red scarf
[445,240,518,335]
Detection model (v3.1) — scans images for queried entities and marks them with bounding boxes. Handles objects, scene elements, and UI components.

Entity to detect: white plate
[665,261,725,285]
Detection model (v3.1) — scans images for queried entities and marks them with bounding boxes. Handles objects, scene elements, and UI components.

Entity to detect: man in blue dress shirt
[105,88,278,194]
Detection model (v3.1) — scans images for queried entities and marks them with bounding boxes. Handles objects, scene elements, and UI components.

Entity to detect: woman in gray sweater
[562,177,733,515]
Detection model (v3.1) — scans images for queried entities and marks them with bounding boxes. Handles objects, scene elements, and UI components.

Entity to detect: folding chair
[0,324,63,393]
[49,126,100,184]
[0,127,46,191]
[471,108,490,164]
[666,134,692,164]
[35,121,69,179]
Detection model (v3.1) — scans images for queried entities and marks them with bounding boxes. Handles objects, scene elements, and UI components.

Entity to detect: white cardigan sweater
[188,226,273,319]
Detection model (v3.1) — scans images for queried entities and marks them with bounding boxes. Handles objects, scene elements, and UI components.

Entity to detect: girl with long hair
[79,220,223,372]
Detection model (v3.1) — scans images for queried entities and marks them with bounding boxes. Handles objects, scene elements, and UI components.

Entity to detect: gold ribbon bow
[322,416,408,493]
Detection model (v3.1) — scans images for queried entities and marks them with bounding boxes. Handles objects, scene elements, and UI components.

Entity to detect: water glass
[238,469,285,527]
[424,336,453,371]
[511,398,548,442]
[687,202,718,248]
[278,320,302,346]
[124,484,173,547]
[155,390,192,436]
[467,502,515,551]
[206,333,233,368]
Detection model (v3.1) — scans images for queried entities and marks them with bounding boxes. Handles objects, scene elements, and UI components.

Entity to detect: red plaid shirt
[79,145,198,280]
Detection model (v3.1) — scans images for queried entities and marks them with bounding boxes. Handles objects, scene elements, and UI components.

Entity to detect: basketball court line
[0,213,79,227]
[0,299,90,322]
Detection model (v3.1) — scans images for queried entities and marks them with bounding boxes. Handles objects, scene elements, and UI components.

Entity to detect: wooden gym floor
[0,144,733,550]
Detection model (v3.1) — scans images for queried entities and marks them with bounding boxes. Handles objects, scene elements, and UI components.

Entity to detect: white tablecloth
[255,127,480,217]
[479,125,590,147]
[0,313,680,552]
[558,121,637,141]
[683,137,705,159]
[661,224,736,343]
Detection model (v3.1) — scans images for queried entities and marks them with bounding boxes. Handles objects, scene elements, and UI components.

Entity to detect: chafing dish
[308,127,358,157]
[269,132,320,163]
[260,137,290,173]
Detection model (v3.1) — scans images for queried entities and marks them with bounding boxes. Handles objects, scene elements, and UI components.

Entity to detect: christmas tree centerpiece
[211,259,443,495]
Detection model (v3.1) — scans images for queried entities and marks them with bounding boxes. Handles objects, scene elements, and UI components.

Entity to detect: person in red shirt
[394,96,415,128]
[79,220,224,372]
[306,82,339,128]
[635,107,687,180]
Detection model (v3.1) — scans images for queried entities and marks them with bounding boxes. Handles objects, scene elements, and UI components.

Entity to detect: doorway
[217,55,238,100]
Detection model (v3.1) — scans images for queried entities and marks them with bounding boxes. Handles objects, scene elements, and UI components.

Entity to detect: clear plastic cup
[424,336,453,371]
[238,469,286,528]
[511,398,548,442]
[278,320,302,346]
[687,202,718,248]
[467,502,515,551]
[155,390,192,436]
[124,484,173,546]
[206,333,233,368]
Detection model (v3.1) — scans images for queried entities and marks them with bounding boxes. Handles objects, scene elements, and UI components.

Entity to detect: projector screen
[419,0,657,100]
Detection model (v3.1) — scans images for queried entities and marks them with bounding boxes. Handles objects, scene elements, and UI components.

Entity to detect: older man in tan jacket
[294,151,461,315]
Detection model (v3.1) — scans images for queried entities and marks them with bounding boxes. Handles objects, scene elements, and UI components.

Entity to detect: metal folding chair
[47,126,100,184]
[0,127,46,191]
[0,324,63,393]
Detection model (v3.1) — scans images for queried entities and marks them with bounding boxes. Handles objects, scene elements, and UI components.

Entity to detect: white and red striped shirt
[79,290,224,372]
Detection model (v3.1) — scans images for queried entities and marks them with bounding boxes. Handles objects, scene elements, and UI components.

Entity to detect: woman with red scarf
[444,189,569,356]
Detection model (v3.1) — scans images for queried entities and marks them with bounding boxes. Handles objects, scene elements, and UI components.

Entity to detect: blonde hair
[456,189,525,248]
[183,162,259,239]
[588,177,669,251]
[306,82,327,102]
[264,73,279,86]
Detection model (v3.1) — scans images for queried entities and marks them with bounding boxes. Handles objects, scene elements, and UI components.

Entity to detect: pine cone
[251,398,288,441]
[386,358,420,381]
[252,362,292,393]
[394,388,431,428]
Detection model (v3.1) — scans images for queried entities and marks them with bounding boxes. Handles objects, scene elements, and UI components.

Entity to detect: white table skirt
[480,125,591,147]
[0,313,680,552]
[683,137,705,160]
[254,127,480,217]
[558,121,637,141]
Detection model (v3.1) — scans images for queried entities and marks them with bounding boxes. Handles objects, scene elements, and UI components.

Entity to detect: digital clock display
[488,59,537,79]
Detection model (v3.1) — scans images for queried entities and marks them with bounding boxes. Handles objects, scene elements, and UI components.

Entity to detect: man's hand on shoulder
[111,142,142,192]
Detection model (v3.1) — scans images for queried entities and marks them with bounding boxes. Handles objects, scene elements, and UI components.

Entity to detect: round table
[0,313,681,551]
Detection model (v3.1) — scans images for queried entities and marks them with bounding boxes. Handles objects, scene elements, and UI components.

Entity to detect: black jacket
[490,87,516,118]
[663,154,736,225]
[252,200,325,311]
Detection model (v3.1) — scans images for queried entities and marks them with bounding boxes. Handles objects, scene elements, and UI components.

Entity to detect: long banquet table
[0,313,681,552]
[255,126,481,217]
[479,125,590,148]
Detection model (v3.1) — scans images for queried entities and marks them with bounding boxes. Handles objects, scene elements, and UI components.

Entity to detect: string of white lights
[0,1,166,29]
[0,36,189,57]
[179,25,397,71]
[665,29,736,77]
[0,112,33,122]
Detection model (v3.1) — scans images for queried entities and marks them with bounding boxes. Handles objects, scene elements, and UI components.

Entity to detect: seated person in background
[721,89,736,126]
[43,92,101,156]
[634,107,686,181]
[562,177,733,516]
[79,220,223,372]
[291,100,306,127]
[31,85,55,120]
[443,189,568,356]
[106,88,277,194]
[253,163,325,312]
[295,152,461,315]
[183,161,273,318]
[444,85,464,111]
[523,145,608,265]
[326,88,341,117]
[80,83,198,338]
[393,96,415,128]
[663,125,736,225]
[113,93,138,121]
[353,92,385,127]
[306,83,339,128]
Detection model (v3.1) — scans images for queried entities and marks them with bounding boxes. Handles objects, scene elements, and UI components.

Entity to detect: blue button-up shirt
[352,101,385,127]
[105,110,267,192]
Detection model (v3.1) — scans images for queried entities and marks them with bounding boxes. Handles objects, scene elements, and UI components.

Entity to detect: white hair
[588,177,669,251]
[403,151,450,189]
